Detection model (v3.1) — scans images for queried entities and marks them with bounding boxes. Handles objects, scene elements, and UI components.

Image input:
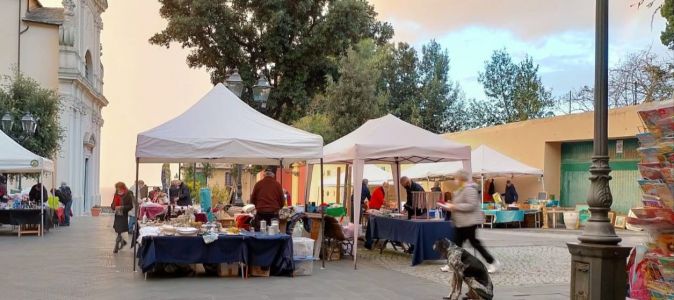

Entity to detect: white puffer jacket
[451,183,484,228]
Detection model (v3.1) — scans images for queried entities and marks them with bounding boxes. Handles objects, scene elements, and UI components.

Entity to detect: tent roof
[323,165,392,186]
[136,84,323,165]
[0,130,54,173]
[322,114,471,164]
[403,145,543,179]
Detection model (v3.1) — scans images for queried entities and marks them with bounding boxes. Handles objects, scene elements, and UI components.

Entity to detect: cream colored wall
[20,23,59,89]
[444,104,644,199]
[0,1,20,79]
[0,1,59,90]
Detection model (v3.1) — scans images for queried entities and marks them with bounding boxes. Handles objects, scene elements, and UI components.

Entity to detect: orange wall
[443,104,644,199]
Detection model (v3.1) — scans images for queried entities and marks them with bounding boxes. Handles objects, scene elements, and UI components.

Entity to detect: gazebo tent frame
[133,84,325,272]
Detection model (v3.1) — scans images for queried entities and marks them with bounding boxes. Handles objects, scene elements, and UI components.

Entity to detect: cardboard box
[217,263,240,277]
[249,265,270,277]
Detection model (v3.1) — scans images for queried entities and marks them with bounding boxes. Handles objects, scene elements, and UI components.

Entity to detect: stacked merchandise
[627,101,674,299]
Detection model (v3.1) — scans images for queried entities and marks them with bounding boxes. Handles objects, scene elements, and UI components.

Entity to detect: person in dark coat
[504,180,518,205]
[177,181,192,206]
[349,179,371,222]
[400,176,426,219]
[111,182,133,253]
[54,182,73,226]
[29,183,48,206]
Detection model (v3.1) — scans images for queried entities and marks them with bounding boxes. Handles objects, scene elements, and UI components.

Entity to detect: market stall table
[0,208,53,236]
[139,205,166,220]
[137,233,294,276]
[364,215,453,266]
[482,210,525,228]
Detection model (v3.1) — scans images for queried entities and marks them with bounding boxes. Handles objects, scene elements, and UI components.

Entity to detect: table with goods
[364,210,453,266]
[1,196,54,236]
[136,205,317,278]
[626,101,674,299]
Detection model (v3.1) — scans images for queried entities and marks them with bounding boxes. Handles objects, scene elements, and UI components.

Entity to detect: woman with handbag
[111,182,134,253]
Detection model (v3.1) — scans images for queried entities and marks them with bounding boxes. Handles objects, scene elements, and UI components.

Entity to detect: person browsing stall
[504,180,518,205]
[400,176,425,219]
[369,182,389,210]
[29,183,48,206]
[250,166,284,231]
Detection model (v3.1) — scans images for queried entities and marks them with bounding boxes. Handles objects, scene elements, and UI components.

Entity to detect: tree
[478,49,518,123]
[319,39,388,139]
[150,0,393,123]
[563,50,674,112]
[662,0,674,49]
[417,40,465,133]
[465,99,501,129]
[383,42,420,124]
[512,56,554,120]
[292,113,337,143]
[0,72,62,158]
[477,49,553,125]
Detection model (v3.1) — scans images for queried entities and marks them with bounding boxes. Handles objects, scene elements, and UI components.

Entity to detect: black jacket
[177,183,192,206]
[55,186,72,205]
[505,185,518,204]
[404,181,426,218]
[29,185,48,204]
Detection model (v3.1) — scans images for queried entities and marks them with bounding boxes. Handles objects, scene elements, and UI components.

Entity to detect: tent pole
[178,163,181,181]
[40,170,44,238]
[133,158,139,272]
[279,159,284,188]
[395,158,401,212]
[193,163,197,204]
[320,159,326,269]
[481,175,485,208]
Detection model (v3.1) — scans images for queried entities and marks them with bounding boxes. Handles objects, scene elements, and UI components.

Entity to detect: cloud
[370,0,664,43]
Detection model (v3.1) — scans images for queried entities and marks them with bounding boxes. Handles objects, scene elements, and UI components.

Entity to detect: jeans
[64,200,72,225]
[453,225,495,264]
[128,215,137,233]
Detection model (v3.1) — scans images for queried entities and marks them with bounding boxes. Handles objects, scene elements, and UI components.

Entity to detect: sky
[40,0,672,191]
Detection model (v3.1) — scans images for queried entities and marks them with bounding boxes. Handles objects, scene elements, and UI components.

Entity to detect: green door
[560,139,640,214]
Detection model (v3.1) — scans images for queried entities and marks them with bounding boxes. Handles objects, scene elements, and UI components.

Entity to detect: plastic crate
[293,257,314,276]
[292,237,315,258]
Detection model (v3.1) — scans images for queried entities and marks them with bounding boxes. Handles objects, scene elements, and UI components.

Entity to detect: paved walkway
[0,216,646,299]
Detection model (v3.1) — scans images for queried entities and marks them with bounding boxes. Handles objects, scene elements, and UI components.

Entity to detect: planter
[91,207,102,217]
[563,211,578,230]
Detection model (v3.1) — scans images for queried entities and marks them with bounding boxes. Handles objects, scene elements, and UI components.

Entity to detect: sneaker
[440,265,450,272]
[487,260,501,273]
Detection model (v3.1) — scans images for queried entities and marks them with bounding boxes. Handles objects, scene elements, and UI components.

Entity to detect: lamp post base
[567,242,630,300]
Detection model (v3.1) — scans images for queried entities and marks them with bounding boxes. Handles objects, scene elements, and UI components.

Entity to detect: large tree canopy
[150,0,393,122]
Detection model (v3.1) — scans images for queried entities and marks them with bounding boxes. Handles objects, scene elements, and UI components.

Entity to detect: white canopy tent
[320,114,471,269]
[136,83,323,165]
[403,145,543,179]
[322,165,392,186]
[134,83,324,270]
[0,129,54,236]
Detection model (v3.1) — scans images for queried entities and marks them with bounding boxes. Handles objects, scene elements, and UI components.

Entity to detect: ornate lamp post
[21,113,37,135]
[1,112,13,132]
[225,69,244,98]
[224,68,273,205]
[252,77,272,109]
[567,1,630,299]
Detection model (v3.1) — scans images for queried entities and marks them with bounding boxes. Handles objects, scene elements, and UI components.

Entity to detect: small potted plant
[91,205,102,217]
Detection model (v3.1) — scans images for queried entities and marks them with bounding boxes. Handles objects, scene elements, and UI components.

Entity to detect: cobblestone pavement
[357,226,647,298]
[0,216,647,299]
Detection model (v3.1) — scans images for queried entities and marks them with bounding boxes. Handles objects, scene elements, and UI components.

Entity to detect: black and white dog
[433,238,494,300]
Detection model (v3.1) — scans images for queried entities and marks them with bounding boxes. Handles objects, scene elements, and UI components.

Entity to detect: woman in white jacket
[442,169,500,273]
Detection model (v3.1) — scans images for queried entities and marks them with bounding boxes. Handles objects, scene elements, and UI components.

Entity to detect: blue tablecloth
[137,233,294,275]
[483,210,525,223]
[364,215,453,266]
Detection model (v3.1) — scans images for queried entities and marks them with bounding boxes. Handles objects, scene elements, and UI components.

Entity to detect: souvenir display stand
[627,101,674,299]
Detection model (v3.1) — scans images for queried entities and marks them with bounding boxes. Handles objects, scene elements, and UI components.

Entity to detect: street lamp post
[224,68,272,206]
[567,1,630,299]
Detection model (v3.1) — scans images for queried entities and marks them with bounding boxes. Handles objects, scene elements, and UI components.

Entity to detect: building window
[85,50,93,82]
[326,170,331,177]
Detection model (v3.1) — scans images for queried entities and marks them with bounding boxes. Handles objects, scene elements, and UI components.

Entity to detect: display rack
[627,101,674,299]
